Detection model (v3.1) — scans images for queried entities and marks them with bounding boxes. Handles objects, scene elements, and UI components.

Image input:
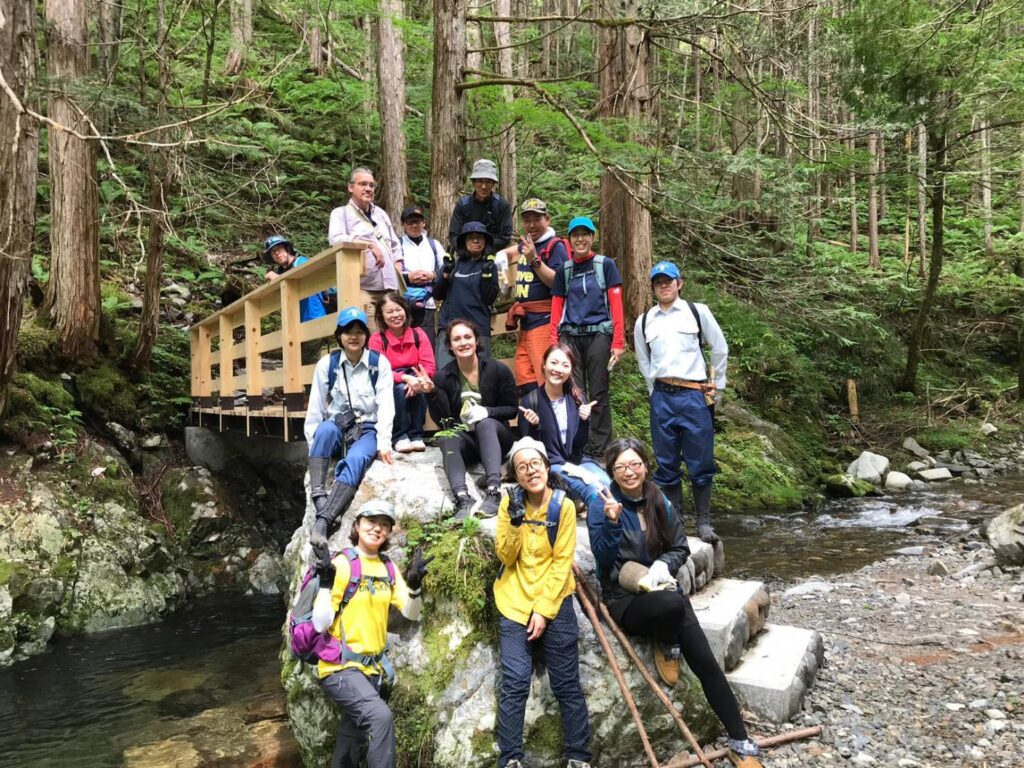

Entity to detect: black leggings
[438,418,515,494]
[617,590,748,741]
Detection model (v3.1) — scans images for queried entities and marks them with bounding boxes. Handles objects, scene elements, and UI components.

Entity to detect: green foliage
[76,361,138,426]
[914,425,973,454]
[15,321,59,372]
[0,373,77,448]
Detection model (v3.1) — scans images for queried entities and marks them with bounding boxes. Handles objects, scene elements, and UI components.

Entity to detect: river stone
[823,473,874,498]
[884,471,913,491]
[846,451,890,485]
[917,468,953,482]
[986,503,1024,566]
[902,437,930,458]
[281,467,722,767]
[247,551,285,595]
[782,580,833,599]
[906,461,928,473]
[980,423,998,435]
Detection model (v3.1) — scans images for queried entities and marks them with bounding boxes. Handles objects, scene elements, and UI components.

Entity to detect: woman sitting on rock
[369,291,435,454]
[517,343,611,509]
[493,436,592,768]
[311,500,430,768]
[419,319,517,519]
[587,437,763,768]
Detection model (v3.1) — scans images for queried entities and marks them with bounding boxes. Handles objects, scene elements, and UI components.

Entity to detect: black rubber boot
[310,481,358,559]
[692,482,720,544]
[657,482,686,521]
[308,457,332,515]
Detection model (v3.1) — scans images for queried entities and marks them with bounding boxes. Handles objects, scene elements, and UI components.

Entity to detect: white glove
[647,559,674,587]
[464,404,489,426]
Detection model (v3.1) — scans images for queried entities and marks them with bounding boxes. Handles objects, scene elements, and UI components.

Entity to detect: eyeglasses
[612,460,644,475]
[514,459,546,475]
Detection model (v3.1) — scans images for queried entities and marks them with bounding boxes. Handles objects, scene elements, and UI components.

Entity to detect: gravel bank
[738,538,1023,767]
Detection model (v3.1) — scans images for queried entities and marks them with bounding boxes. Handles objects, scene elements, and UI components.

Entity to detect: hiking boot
[308,456,332,515]
[478,486,502,518]
[504,761,525,768]
[692,483,720,544]
[453,492,475,520]
[727,738,763,768]
[654,644,680,687]
[566,760,592,768]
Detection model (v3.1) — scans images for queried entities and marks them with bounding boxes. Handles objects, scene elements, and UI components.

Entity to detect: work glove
[442,252,455,272]
[463,404,489,426]
[404,546,434,591]
[647,559,674,588]
[481,255,496,280]
[505,487,526,527]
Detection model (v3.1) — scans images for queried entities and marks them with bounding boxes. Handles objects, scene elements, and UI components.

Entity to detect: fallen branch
[573,565,714,768]
[663,726,823,768]
[573,571,662,768]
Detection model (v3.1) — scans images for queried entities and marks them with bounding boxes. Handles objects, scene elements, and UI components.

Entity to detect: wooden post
[336,244,364,311]
[194,324,214,407]
[218,314,235,410]
[846,379,859,424]
[244,299,264,436]
[281,277,303,416]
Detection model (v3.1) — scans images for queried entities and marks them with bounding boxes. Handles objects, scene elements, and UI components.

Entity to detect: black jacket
[426,357,518,431]
[434,255,499,335]
[586,484,690,621]
[517,388,589,466]
[447,193,514,254]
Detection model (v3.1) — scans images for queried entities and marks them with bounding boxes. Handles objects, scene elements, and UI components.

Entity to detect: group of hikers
[282,160,761,768]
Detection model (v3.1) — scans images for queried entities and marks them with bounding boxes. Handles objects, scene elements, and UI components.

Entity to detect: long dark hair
[541,343,584,405]
[603,438,673,558]
[374,291,411,336]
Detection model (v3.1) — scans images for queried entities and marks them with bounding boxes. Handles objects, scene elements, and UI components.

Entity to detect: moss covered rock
[76,360,139,426]
[0,372,77,448]
[822,473,876,498]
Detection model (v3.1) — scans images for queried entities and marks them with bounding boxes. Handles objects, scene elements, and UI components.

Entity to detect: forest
[1,0,1023,482]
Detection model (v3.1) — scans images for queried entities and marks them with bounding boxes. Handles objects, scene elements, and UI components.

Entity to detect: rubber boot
[692,482,720,544]
[310,481,358,560]
[308,456,332,515]
[657,482,686,521]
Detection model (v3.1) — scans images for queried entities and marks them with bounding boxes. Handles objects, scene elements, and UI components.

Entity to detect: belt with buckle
[654,377,705,393]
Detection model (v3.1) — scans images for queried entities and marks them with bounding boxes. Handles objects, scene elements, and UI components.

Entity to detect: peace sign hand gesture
[578,400,598,421]
[598,486,622,523]
[413,365,435,393]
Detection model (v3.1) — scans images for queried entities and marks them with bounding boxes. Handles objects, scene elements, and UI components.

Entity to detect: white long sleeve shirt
[303,349,395,453]
[327,200,401,291]
[397,235,445,309]
[633,299,728,395]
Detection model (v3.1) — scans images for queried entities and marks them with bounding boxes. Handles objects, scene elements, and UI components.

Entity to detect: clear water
[718,475,1024,581]
[0,594,284,768]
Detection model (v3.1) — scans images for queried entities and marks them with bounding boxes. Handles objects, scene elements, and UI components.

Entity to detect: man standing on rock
[328,167,401,298]
[634,261,728,544]
[446,159,513,256]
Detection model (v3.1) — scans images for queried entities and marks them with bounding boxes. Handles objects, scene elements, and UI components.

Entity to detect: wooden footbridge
[189,241,513,440]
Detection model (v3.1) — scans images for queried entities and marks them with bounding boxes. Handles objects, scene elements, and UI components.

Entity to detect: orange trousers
[514,325,552,387]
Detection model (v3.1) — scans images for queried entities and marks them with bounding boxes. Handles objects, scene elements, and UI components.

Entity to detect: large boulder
[822,473,874,498]
[986,504,1024,567]
[846,451,890,485]
[281,449,721,767]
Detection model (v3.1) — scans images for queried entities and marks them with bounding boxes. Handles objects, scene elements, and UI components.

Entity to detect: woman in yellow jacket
[493,436,592,768]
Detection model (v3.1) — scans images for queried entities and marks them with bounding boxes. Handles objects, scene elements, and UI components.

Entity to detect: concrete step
[690,578,771,670]
[726,623,825,724]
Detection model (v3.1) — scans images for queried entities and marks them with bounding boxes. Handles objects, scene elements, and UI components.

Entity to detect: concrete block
[727,623,824,723]
[690,578,770,670]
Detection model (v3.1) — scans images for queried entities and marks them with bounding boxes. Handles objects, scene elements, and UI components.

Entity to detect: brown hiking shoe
[727,754,764,768]
[654,645,679,687]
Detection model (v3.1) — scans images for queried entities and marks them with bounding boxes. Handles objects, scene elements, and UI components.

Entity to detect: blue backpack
[513,488,567,548]
[326,350,380,396]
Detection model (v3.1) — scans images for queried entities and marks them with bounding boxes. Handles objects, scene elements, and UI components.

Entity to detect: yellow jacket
[493,488,576,624]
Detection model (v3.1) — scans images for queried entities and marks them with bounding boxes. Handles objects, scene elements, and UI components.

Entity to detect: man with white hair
[328,167,401,296]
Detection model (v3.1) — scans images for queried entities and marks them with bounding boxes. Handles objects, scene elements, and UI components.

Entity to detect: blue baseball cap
[336,306,369,333]
[567,216,596,235]
[650,261,681,281]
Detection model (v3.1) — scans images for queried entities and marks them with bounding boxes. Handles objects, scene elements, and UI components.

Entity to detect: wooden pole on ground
[846,379,859,424]
[573,575,661,768]
[663,726,823,768]
[572,565,714,768]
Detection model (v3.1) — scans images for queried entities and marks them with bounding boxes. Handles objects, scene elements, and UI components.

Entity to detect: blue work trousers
[496,599,591,768]
[392,382,427,442]
[309,420,379,486]
[551,461,610,510]
[650,387,716,488]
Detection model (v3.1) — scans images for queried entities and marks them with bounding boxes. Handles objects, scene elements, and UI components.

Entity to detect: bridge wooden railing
[189,240,516,440]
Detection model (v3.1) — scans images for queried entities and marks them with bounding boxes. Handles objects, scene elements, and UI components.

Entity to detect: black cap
[401,205,426,223]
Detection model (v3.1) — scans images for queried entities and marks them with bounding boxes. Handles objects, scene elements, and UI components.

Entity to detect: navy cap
[650,261,681,281]
[400,205,425,223]
[336,306,369,332]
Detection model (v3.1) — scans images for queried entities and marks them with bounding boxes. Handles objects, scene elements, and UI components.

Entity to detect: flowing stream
[1,477,1022,767]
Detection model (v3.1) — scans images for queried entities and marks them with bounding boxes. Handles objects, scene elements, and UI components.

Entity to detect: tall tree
[867,131,880,268]
[44,0,101,363]
[494,0,518,209]
[430,0,468,237]
[978,118,993,259]
[0,0,40,413]
[375,0,410,218]
[916,122,927,276]
[132,0,173,371]
[224,0,252,75]
[597,0,653,325]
